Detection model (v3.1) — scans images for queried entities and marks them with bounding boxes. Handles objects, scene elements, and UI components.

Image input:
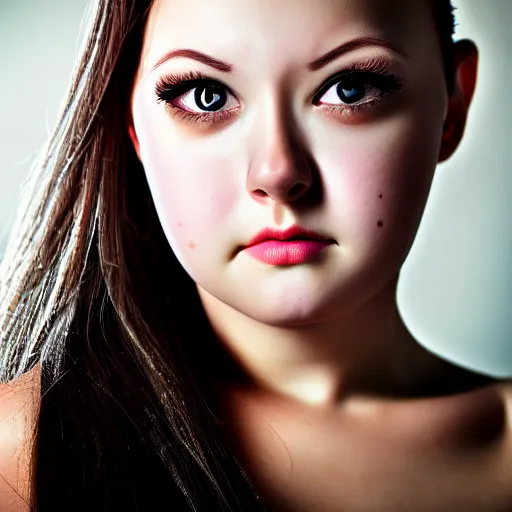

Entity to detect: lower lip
[245,240,332,266]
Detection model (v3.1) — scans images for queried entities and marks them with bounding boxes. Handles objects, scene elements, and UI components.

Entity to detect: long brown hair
[0,0,456,509]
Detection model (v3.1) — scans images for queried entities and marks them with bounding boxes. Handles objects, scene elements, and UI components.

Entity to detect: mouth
[245,226,334,247]
[240,226,337,266]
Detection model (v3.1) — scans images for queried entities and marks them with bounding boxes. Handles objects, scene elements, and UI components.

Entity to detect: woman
[0,0,510,510]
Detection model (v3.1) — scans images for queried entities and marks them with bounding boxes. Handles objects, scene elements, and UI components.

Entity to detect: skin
[128,0,481,403]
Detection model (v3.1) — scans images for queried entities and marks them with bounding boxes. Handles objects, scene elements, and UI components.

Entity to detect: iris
[194,84,227,111]
[337,81,365,104]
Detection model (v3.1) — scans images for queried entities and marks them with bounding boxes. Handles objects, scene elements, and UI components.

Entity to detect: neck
[197,278,432,407]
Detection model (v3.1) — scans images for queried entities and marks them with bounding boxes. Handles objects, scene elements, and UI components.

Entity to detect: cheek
[133,102,239,258]
[320,110,441,247]
[144,148,238,252]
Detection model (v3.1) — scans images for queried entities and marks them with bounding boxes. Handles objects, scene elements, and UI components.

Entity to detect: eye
[313,71,404,112]
[155,71,239,125]
[319,78,368,105]
[177,82,237,113]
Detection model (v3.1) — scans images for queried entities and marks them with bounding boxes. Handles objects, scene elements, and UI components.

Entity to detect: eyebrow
[150,36,411,74]
[307,36,411,71]
[151,49,233,73]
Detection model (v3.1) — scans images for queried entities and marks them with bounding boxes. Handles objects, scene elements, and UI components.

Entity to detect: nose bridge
[246,89,313,203]
[259,100,296,174]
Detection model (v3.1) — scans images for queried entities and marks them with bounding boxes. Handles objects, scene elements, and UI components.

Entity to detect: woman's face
[129,0,448,326]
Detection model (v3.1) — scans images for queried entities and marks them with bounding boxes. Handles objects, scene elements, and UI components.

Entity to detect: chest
[220,389,511,512]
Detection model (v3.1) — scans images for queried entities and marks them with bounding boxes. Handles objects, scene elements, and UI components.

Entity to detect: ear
[127,110,142,161]
[438,39,479,163]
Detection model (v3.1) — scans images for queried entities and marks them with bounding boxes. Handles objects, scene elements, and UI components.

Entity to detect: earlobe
[438,39,479,163]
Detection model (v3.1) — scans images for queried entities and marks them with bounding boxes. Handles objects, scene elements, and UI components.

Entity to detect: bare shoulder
[493,378,512,484]
[0,364,41,512]
[502,378,512,406]
[500,379,512,446]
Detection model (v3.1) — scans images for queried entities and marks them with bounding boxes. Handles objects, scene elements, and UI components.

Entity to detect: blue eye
[190,84,229,112]
[336,81,366,104]
[155,71,239,125]
[314,71,403,109]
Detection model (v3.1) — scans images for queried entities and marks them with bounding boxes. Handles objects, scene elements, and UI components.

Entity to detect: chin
[214,279,369,328]
[195,252,401,329]
[241,302,329,328]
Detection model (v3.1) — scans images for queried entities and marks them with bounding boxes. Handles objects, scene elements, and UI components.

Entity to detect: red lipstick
[243,226,335,266]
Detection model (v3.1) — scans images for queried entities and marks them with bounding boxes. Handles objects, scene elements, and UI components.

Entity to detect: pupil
[336,81,365,104]
[195,85,227,111]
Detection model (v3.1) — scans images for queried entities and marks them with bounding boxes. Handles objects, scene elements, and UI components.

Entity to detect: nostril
[253,189,268,198]
[288,183,306,200]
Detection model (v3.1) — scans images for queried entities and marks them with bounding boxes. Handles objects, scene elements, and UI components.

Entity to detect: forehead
[140,0,436,76]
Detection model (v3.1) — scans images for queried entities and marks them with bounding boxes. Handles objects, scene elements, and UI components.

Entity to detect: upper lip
[244,226,335,249]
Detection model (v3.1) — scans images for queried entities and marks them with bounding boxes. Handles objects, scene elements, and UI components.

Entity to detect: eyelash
[154,58,406,126]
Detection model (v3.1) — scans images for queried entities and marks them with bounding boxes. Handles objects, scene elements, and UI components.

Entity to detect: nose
[246,104,313,204]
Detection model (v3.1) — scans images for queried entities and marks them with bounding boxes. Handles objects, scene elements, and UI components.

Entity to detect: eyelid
[312,71,403,106]
[310,56,403,96]
[317,54,397,78]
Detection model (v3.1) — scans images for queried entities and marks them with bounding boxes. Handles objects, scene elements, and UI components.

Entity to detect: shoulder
[503,379,512,405]
[498,379,512,430]
[0,364,41,512]
[502,380,512,446]
[496,379,512,484]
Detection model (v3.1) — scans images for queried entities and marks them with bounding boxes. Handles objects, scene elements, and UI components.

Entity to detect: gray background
[0,1,511,376]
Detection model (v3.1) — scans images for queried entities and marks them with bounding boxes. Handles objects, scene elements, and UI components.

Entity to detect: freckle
[178,223,182,228]
[377,221,384,228]
[188,241,196,249]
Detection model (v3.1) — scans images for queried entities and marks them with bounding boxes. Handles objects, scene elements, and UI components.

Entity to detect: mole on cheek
[379,194,383,199]
[188,241,196,249]
[377,221,384,228]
